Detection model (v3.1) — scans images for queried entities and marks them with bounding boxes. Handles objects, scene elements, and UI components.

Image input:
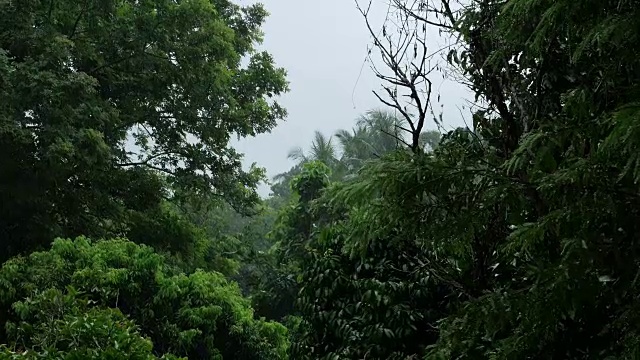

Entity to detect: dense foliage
[0,289,182,359]
[263,0,640,358]
[0,0,291,357]
[0,238,288,359]
[2,0,640,358]
[0,0,287,261]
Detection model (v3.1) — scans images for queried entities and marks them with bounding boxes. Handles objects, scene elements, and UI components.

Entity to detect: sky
[232,0,472,196]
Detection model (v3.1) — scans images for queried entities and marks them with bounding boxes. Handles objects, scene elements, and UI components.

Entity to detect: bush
[0,237,288,359]
[0,288,181,359]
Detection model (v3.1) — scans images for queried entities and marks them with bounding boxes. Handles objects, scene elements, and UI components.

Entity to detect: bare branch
[380,128,412,149]
[372,89,413,130]
[391,0,455,30]
[356,0,438,152]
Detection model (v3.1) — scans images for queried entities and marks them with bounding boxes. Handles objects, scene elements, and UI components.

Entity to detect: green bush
[0,288,181,359]
[0,237,288,359]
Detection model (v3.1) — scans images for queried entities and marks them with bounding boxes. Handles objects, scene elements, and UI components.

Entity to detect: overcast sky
[232,0,472,196]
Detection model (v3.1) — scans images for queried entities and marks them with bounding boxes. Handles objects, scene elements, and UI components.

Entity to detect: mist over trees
[1,0,640,359]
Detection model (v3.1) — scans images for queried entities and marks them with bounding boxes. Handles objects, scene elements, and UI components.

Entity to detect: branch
[440,0,458,29]
[372,89,413,131]
[69,0,88,39]
[391,0,455,30]
[357,0,436,152]
[116,150,183,167]
[380,127,412,149]
[122,163,179,177]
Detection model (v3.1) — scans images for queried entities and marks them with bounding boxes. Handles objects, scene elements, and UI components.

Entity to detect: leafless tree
[355,0,463,152]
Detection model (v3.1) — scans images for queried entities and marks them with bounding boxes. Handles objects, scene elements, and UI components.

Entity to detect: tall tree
[0,0,288,260]
[271,131,340,197]
[336,109,404,171]
[336,109,442,173]
[344,0,640,358]
[287,131,339,168]
[354,109,405,154]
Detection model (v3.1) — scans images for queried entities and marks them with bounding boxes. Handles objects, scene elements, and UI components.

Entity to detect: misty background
[233,0,472,196]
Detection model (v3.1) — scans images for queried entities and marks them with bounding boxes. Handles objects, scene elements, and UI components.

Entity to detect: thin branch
[69,0,88,39]
[392,0,455,30]
[116,150,182,167]
[380,127,412,149]
[440,0,458,29]
[373,89,413,130]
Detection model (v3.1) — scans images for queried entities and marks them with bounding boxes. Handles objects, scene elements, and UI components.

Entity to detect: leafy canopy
[0,237,289,360]
[260,0,640,358]
[0,0,288,260]
[0,288,183,360]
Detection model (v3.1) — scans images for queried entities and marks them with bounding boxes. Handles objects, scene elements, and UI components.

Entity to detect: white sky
[232,0,472,196]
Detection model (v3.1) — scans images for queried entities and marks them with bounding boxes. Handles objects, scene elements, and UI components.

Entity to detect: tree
[0,289,183,359]
[0,0,288,261]
[354,109,406,153]
[335,109,405,172]
[263,0,640,358]
[286,131,340,171]
[338,0,640,358]
[291,170,452,359]
[426,0,640,357]
[254,162,334,323]
[277,109,430,188]
[271,131,341,198]
[356,0,435,153]
[334,126,371,170]
[0,237,289,359]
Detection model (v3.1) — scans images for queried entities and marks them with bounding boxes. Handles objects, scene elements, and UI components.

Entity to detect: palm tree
[287,130,338,167]
[270,163,303,198]
[270,131,342,197]
[354,109,443,154]
[355,109,406,154]
[271,109,442,196]
[336,109,405,164]
[335,126,371,172]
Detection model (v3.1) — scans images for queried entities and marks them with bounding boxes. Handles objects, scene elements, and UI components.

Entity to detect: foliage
[0,238,289,360]
[274,109,441,187]
[287,132,340,173]
[422,0,640,357]
[260,113,444,356]
[0,0,288,261]
[261,0,640,358]
[0,288,182,359]
[3,0,640,357]
[281,150,456,359]
[250,162,333,323]
[289,0,640,358]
